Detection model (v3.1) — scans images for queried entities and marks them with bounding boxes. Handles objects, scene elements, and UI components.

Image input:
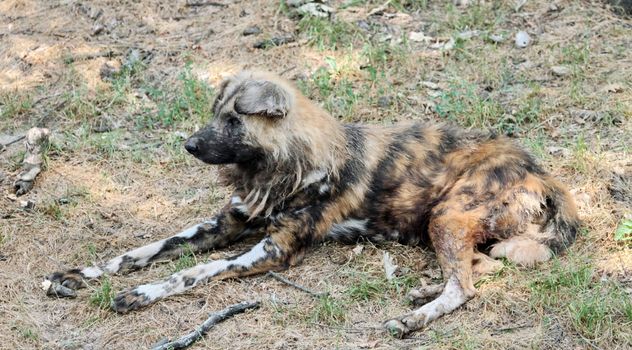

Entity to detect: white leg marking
[133,239,276,302]
[231,196,250,215]
[81,266,104,278]
[409,275,467,326]
[97,221,219,275]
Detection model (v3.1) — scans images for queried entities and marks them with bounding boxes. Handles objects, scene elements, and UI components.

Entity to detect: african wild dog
[47,70,579,337]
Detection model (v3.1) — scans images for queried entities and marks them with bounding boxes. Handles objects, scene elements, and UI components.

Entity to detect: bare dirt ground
[1,0,631,349]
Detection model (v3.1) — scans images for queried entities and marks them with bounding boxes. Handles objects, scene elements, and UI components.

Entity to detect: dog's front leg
[46,194,257,291]
[111,210,320,313]
[112,235,288,313]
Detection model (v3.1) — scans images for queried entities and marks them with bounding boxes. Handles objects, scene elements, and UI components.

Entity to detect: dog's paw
[408,283,444,307]
[46,269,86,291]
[385,312,428,338]
[399,312,427,331]
[111,288,152,313]
[384,319,410,338]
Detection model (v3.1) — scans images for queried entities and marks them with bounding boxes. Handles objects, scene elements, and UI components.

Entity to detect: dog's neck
[221,99,347,218]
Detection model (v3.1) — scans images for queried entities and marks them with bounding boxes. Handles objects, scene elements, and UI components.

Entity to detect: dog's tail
[490,177,580,266]
[540,178,581,255]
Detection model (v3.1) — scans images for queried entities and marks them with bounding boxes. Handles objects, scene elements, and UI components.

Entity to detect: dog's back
[326,122,580,267]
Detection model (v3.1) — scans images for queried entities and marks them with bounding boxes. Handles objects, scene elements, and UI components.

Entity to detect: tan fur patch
[490,237,552,267]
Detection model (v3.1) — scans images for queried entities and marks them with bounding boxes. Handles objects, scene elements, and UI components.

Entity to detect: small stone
[91,23,105,36]
[378,96,392,108]
[421,81,440,90]
[91,115,116,133]
[551,65,571,77]
[430,37,455,50]
[286,0,308,7]
[408,31,432,42]
[548,3,560,12]
[297,3,334,17]
[174,131,189,139]
[99,62,120,80]
[457,30,479,40]
[242,26,261,36]
[19,200,35,209]
[515,31,531,48]
[570,109,606,122]
[89,7,103,20]
[488,33,505,43]
[601,83,624,93]
[356,20,370,31]
[547,146,571,157]
[253,34,295,49]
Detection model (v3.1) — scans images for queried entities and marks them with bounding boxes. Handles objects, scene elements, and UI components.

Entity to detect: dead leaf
[408,31,432,43]
[383,251,399,281]
[601,83,624,93]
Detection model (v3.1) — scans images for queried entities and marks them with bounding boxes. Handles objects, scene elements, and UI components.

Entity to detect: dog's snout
[184,137,201,154]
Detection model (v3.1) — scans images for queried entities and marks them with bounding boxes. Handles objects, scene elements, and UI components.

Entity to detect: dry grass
[1,0,631,349]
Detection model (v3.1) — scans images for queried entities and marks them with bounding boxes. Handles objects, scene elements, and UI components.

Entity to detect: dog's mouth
[184,137,263,165]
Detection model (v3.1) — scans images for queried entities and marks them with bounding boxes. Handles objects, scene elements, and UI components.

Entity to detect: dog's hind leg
[46,194,258,290]
[385,208,481,338]
[407,251,502,307]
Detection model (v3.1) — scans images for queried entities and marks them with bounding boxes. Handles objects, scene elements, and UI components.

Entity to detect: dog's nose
[184,137,201,154]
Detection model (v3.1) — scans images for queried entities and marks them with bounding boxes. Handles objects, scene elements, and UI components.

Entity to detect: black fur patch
[337,125,367,193]
[183,277,196,287]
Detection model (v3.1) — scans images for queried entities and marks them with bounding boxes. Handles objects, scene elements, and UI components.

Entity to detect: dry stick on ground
[151,301,260,350]
[184,0,227,7]
[267,271,329,298]
[14,127,50,196]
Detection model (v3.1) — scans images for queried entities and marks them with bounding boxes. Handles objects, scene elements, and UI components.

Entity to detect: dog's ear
[212,79,231,114]
[234,80,290,118]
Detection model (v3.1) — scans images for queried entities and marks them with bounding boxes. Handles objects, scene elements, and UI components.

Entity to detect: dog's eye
[227,116,241,128]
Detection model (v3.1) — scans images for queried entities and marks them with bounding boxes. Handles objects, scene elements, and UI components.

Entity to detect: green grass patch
[310,295,347,325]
[435,79,505,130]
[170,243,197,273]
[444,1,509,32]
[40,201,65,221]
[614,218,632,242]
[142,64,214,129]
[0,92,33,120]
[298,64,361,120]
[345,272,418,303]
[90,275,115,310]
[19,327,39,341]
[298,16,361,51]
[87,130,123,158]
[529,258,632,340]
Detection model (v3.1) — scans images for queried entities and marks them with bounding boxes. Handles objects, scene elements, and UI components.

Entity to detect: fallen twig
[151,301,260,350]
[368,0,392,16]
[253,34,295,49]
[267,271,328,298]
[64,50,120,64]
[14,127,50,196]
[4,135,26,147]
[184,0,227,7]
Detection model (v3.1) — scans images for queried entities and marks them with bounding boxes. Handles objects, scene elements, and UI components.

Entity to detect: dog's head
[184,71,294,165]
